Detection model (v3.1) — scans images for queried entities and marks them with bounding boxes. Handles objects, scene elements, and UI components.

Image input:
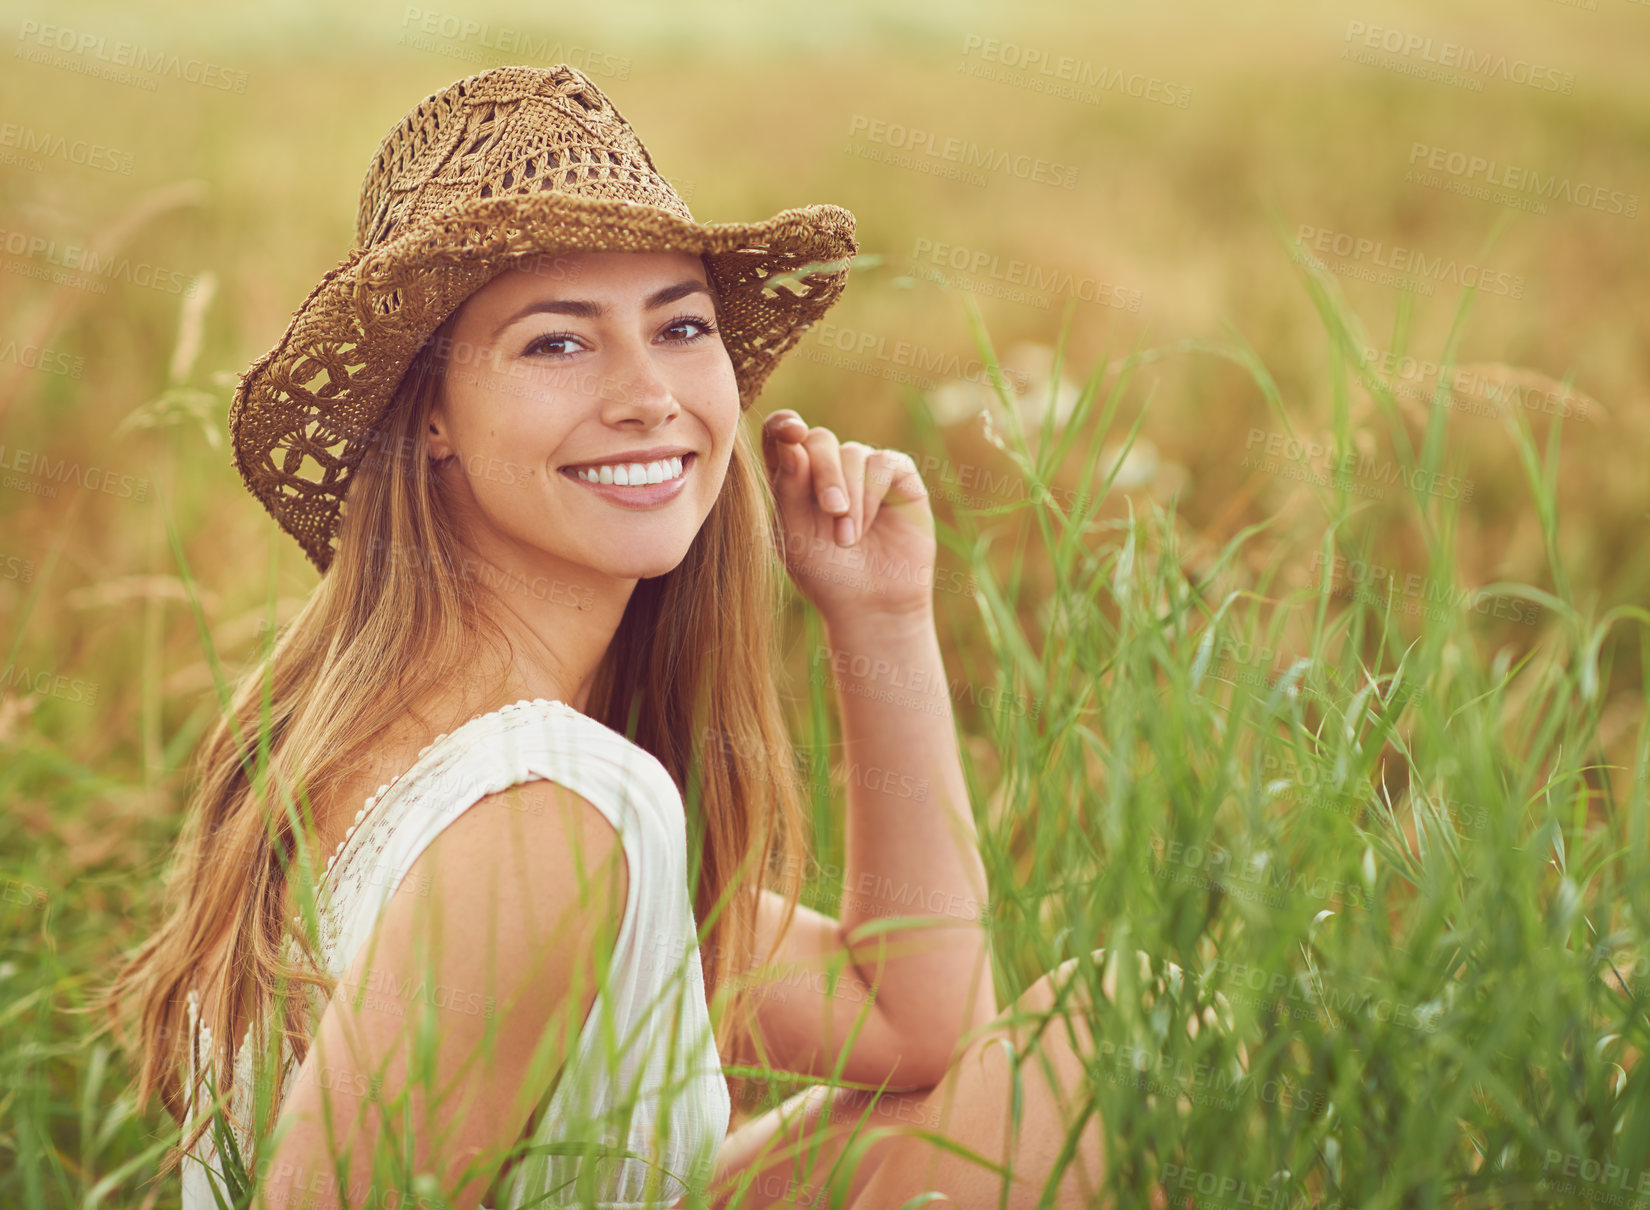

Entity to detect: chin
[614,558,686,579]
[593,541,697,582]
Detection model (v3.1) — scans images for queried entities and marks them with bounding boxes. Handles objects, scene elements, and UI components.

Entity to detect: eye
[658,313,718,344]
[522,332,585,358]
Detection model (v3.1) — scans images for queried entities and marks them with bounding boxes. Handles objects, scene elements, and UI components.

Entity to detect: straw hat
[229,64,857,573]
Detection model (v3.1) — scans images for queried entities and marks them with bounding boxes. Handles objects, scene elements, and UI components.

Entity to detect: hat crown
[354,64,693,251]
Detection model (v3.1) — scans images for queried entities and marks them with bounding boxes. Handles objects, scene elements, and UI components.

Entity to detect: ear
[426,405,455,463]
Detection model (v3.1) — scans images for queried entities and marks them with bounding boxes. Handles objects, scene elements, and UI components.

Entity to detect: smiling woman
[426,252,740,585]
[95,63,1105,1210]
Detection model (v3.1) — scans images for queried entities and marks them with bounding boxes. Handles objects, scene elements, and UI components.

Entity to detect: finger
[885,448,928,498]
[836,442,873,546]
[761,409,807,480]
[800,426,850,520]
[863,449,928,535]
[858,448,918,537]
[760,409,809,480]
[770,428,817,527]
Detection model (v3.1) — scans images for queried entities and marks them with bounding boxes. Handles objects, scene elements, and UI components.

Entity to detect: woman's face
[426,250,740,589]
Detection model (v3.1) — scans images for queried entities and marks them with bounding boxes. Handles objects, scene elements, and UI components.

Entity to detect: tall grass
[4,229,1648,1209]
[905,255,1650,1205]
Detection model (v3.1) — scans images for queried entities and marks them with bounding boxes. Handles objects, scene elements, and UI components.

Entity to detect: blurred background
[3,0,1645,705]
[1,0,1646,1200]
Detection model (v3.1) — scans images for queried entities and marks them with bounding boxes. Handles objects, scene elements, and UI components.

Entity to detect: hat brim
[229,192,856,573]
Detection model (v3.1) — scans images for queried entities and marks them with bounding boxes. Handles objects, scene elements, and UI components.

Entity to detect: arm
[724,609,997,1092]
[251,778,628,1210]
[733,410,997,1093]
[823,604,997,1069]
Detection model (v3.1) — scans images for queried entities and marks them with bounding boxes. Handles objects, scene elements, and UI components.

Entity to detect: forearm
[820,606,997,1070]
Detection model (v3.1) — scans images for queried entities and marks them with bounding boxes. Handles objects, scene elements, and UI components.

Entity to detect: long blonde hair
[95,295,809,1174]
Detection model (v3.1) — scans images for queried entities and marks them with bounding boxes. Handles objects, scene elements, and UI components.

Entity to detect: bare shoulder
[261,777,630,1205]
[366,776,632,1007]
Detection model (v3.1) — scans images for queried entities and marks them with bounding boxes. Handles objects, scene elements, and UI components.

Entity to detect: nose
[599,333,679,428]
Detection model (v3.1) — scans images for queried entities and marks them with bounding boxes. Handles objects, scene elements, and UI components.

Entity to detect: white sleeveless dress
[179,698,731,1209]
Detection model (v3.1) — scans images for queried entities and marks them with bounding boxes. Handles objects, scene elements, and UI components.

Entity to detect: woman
[99,65,1104,1209]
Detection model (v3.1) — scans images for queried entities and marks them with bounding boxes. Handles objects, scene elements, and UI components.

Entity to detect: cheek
[708,410,742,479]
[686,357,741,464]
[455,376,571,451]
[695,339,740,405]
[708,364,743,432]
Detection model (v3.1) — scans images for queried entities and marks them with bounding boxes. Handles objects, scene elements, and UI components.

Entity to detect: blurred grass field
[3,1,1650,1206]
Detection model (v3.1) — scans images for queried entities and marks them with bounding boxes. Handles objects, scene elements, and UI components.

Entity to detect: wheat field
[3,1,1649,1206]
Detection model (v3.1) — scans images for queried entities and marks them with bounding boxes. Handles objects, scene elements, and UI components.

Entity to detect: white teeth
[573,455,690,486]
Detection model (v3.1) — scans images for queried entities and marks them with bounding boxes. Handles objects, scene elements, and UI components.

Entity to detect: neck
[450,534,636,715]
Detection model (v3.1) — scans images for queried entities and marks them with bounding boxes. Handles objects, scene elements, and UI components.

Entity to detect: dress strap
[318,698,687,986]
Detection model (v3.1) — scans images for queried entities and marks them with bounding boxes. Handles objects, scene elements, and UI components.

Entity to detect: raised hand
[759,410,937,624]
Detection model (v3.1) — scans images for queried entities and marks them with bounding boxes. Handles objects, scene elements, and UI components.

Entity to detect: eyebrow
[490,279,712,339]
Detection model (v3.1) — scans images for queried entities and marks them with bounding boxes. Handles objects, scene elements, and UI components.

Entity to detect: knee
[808,1082,939,1134]
[1021,950,1236,1056]
[1013,948,1188,1023]
[989,956,1103,1062]
[1020,955,1097,1018]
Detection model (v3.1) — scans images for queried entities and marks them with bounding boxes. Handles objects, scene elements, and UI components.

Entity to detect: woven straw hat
[230,64,857,573]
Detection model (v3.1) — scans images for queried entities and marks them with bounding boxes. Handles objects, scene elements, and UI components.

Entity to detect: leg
[703,952,1111,1209]
[705,1079,943,1209]
[845,953,1105,1209]
[847,948,1205,1209]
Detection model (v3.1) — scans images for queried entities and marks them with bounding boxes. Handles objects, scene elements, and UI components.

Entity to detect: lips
[558,452,696,506]
[560,446,695,472]
[565,453,689,486]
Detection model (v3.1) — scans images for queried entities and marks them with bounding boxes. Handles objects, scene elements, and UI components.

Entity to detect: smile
[565,454,688,486]
[558,452,696,507]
